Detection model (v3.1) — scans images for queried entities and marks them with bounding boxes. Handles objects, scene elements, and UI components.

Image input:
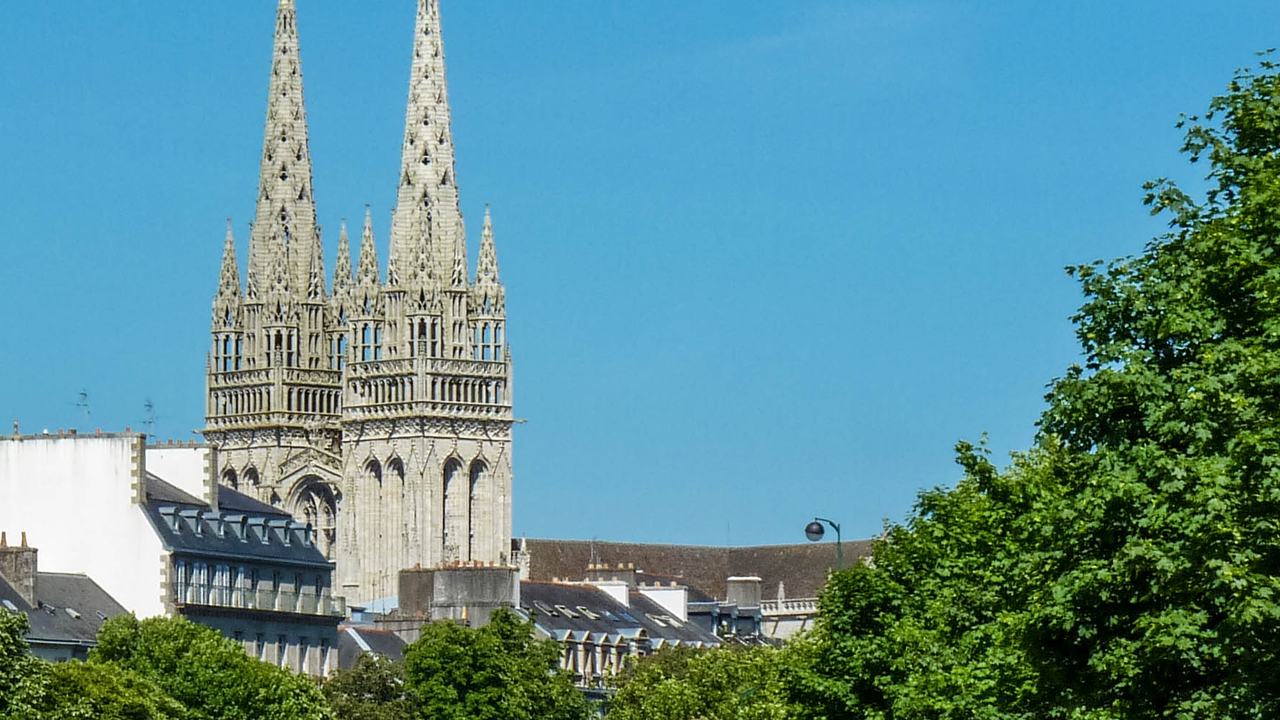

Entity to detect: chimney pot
[125,427,132,433]
[0,532,6,548]
[95,428,102,435]
[20,532,27,548]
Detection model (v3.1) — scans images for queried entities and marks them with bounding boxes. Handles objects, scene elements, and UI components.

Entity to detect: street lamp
[804,517,843,570]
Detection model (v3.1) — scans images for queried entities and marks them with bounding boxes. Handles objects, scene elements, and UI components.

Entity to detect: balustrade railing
[760,598,819,615]
[178,586,344,618]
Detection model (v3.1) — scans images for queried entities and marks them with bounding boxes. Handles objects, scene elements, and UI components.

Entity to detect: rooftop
[524,538,875,600]
[0,571,128,647]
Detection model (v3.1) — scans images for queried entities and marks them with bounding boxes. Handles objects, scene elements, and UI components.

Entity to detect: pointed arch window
[442,459,464,561]
[467,460,487,562]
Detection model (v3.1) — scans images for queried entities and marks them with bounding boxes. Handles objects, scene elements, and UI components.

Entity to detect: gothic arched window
[442,459,463,561]
[467,460,487,561]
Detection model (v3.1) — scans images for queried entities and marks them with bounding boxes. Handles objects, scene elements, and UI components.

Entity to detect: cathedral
[202,0,513,605]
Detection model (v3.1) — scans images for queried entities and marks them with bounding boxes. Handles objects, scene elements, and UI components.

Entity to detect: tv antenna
[143,399,159,435]
[74,390,91,423]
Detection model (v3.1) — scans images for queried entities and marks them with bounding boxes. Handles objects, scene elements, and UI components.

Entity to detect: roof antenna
[143,399,159,435]
[74,390,91,423]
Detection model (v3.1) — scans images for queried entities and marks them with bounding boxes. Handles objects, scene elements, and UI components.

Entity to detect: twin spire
[390,0,465,292]
[221,0,500,311]
[246,0,320,304]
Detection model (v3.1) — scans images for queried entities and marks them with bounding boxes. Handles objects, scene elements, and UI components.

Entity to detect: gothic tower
[204,0,514,605]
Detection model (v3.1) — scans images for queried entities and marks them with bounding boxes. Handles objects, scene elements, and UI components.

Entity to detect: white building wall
[0,434,168,618]
[638,585,688,622]
[147,444,218,506]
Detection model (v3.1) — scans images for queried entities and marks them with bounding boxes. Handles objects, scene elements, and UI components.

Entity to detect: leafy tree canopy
[403,609,589,720]
[0,610,48,719]
[27,659,191,720]
[93,614,333,720]
[789,54,1280,719]
[322,652,413,720]
[607,645,795,720]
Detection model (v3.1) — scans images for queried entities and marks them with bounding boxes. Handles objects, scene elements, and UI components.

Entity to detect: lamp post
[804,517,843,570]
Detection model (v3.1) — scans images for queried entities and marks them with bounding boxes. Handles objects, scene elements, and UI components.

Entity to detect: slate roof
[0,572,128,647]
[338,626,407,669]
[142,476,332,569]
[524,538,875,600]
[519,581,719,649]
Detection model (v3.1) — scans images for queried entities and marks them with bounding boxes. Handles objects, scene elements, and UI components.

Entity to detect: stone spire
[332,219,355,301]
[217,220,241,299]
[247,0,320,304]
[473,206,504,311]
[213,220,242,326]
[357,207,381,288]
[389,0,464,292]
[355,207,383,318]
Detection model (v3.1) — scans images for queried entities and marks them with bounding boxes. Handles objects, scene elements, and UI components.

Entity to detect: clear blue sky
[1,2,1276,546]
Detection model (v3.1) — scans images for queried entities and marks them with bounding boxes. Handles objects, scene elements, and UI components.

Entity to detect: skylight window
[65,608,81,619]
[1,600,17,612]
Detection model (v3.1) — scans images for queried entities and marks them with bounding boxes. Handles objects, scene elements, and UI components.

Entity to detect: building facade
[202,0,514,605]
[0,533,130,663]
[0,432,341,675]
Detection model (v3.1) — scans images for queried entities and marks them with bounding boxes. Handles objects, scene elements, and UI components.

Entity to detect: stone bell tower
[203,0,514,605]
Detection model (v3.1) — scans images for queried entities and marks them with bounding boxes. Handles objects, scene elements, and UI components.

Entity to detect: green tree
[0,610,48,719]
[402,609,589,720]
[27,660,190,720]
[607,645,796,720]
[322,653,413,720]
[93,614,333,720]
[790,55,1280,719]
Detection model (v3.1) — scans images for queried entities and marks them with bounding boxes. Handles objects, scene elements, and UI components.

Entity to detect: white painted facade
[637,584,689,622]
[0,433,168,618]
[147,444,219,507]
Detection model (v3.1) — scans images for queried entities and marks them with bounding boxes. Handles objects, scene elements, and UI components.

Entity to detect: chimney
[726,576,762,609]
[0,532,38,606]
[586,562,636,587]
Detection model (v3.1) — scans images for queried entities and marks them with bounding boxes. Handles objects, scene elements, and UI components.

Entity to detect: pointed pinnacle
[333,218,355,296]
[476,205,500,285]
[218,219,241,298]
[357,207,381,286]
